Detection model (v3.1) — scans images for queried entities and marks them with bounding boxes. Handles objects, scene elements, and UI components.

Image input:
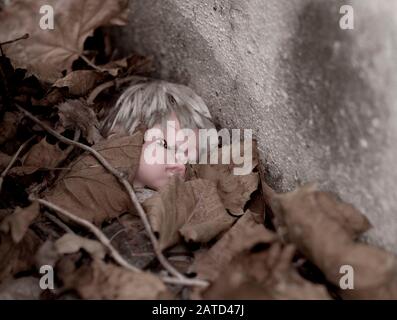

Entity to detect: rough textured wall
[111,0,397,253]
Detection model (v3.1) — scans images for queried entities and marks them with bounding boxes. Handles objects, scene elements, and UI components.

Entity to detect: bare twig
[79,55,106,73]
[31,196,141,273]
[43,211,75,234]
[33,197,208,287]
[17,105,209,288]
[0,33,29,55]
[0,136,34,192]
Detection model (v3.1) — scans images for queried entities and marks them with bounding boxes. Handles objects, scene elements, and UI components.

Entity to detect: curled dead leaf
[143,176,237,251]
[0,0,129,82]
[0,230,42,283]
[0,276,42,300]
[53,70,106,97]
[42,131,143,226]
[268,183,397,299]
[97,54,153,77]
[56,99,102,144]
[57,257,172,299]
[0,112,22,145]
[189,210,277,284]
[200,243,330,300]
[54,233,106,259]
[10,137,68,175]
[0,151,12,171]
[190,140,259,215]
[0,202,39,243]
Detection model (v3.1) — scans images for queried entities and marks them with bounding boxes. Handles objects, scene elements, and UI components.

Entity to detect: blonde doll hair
[101,77,215,137]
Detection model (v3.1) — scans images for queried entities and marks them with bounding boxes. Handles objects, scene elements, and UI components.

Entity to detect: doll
[101,78,216,197]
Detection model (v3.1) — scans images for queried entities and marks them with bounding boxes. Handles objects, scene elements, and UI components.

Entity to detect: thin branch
[79,55,106,73]
[0,33,29,46]
[17,105,209,288]
[31,196,141,273]
[33,197,208,287]
[43,211,75,234]
[0,136,34,192]
[0,33,29,55]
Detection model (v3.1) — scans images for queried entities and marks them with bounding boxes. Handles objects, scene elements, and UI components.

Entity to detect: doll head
[102,78,215,190]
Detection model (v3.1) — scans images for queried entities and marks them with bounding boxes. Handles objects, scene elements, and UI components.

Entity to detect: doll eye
[157,138,168,149]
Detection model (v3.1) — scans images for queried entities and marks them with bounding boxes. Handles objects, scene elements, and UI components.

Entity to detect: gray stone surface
[111,0,397,253]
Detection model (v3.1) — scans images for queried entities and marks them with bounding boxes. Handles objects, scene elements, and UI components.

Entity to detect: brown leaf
[188,211,329,300]
[35,233,106,271]
[102,215,155,269]
[53,70,106,96]
[0,202,40,243]
[56,99,102,144]
[0,0,129,82]
[57,257,172,299]
[200,243,330,300]
[190,140,259,215]
[143,176,237,251]
[269,183,397,299]
[0,277,42,300]
[11,137,69,175]
[42,131,143,226]
[0,230,42,282]
[189,210,277,283]
[0,151,12,171]
[0,112,21,145]
[54,233,106,259]
[31,87,67,107]
[98,54,153,77]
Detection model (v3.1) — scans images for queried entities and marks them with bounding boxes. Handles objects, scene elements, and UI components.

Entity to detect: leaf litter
[0,0,397,300]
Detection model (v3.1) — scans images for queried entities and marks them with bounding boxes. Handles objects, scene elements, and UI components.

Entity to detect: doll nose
[165,162,186,177]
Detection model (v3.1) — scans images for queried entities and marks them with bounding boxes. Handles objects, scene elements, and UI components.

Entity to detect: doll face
[133,112,199,190]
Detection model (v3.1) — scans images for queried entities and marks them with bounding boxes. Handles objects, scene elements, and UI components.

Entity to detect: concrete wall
[111,0,397,253]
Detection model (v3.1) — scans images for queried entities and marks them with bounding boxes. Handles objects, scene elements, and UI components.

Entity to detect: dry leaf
[98,54,153,77]
[54,233,106,259]
[143,175,195,251]
[10,137,68,175]
[269,183,397,299]
[0,151,12,170]
[42,131,143,226]
[0,0,129,82]
[190,140,259,215]
[0,112,21,144]
[53,70,106,96]
[102,215,155,269]
[0,277,42,300]
[143,176,237,251]
[201,243,330,300]
[179,179,237,244]
[31,87,67,107]
[58,257,172,299]
[56,99,102,144]
[188,210,329,300]
[0,230,42,282]
[189,210,277,283]
[0,202,40,243]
